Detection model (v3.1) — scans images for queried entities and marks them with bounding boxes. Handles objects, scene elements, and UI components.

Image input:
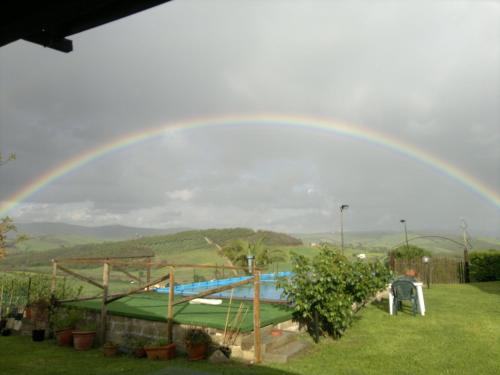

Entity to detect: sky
[0,1,499,236]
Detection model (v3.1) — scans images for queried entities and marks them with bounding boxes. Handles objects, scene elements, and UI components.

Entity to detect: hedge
[469,250,500,282]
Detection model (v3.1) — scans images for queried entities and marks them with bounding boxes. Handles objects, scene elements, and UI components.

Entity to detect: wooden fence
[50,256,264,363]
[392,257,466,284]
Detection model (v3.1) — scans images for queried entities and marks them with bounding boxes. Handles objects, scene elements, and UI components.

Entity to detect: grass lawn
[1,282,499,374]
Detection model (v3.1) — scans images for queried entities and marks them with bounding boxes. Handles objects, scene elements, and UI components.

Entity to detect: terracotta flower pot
[73,331,96,351]
[134,347,146,358]
[55,328,73,346]
[24,307,32,320]
[186,343,207,361]
[144,343,176,360]
[103,343,118,357]
[271,329,283,337]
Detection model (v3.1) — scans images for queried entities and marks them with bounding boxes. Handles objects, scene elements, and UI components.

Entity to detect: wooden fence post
[253,271,261,363]
[100,261,110,344]
[146,263,151,291]
[167,268,175,344]
[388,251,395,272]
[463,248,470,283]
[51,260,58,298]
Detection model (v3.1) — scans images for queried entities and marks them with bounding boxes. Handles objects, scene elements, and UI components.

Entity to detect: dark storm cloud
[0,1,498,235]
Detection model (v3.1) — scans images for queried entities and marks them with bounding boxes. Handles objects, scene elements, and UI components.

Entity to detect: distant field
[295,231,500,258]
[14,234,105,252]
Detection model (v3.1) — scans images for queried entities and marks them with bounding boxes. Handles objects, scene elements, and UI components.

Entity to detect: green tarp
[65,292,292,333]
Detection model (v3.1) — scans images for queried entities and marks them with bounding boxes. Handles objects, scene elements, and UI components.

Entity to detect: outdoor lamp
[246,255,255,274]
[422,256,431,289]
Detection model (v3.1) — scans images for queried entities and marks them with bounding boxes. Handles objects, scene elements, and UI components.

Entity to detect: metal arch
[391,235,468,251]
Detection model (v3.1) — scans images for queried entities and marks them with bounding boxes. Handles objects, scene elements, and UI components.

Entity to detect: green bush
[52,308,84,330]
[277,245,391,340]
[469,250,500,281]
[392,245,431,260]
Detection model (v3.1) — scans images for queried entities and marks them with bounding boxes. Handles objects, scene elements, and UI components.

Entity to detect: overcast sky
[0,1,499,236]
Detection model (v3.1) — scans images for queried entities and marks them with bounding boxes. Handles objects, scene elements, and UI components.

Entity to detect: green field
[1,282,499,374]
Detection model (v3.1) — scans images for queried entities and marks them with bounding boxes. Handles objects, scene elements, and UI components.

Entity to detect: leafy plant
[52,308,83,330]
[221,238,287,273]
[277,244,391,340]
[146,339,168,347]
[31,298,50,322]
[392,245,431,260]
[184,328,211,346]
[75,321,96,332]
[470,250,500,281]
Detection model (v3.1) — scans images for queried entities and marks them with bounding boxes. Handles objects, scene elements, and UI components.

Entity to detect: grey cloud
[1,1,498,235]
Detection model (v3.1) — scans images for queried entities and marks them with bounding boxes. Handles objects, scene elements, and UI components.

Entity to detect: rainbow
[1,114,499,216]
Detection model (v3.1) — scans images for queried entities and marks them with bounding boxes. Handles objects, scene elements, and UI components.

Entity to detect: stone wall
[85,311,295,361]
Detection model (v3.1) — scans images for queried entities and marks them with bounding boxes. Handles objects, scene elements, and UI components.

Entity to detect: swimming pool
[155,272,291,302]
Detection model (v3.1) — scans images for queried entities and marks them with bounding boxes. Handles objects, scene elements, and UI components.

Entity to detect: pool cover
[64,292,292,333]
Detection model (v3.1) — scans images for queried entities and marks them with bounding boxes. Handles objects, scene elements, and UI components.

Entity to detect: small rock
[209,349,230,363]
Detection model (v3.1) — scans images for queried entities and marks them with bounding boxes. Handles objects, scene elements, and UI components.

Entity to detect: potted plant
[103,341,119,357]
[144,339,176,360]
[52,308,82,347]
[31,298,49,342]
[73,321,97,351]
[184,328,211,361]
[130,337,148,358]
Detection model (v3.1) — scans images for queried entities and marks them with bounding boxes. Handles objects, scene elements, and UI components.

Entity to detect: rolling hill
[1,228,303,269]
[16,222,188,240]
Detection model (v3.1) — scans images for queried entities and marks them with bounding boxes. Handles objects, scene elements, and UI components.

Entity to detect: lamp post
[246,254,255,274]
[422,256,431,289]
[400,219,409,251]
[340,204,349,255]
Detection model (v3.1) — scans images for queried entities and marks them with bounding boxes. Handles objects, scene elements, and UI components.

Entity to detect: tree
[277,244,391,340]
[0,217,27,260]
[221,238,287,273]
[0,152,26,259]
[392,244,431,260]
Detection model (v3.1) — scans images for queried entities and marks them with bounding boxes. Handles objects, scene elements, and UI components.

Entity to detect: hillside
[1,228,303,269]
[294,231,500,258]
[15,222,187,240]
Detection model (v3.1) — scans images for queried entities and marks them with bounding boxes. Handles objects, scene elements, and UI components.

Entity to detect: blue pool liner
[155,271,292,298]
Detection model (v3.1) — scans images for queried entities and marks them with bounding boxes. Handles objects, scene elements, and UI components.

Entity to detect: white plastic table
[388,281,426,316]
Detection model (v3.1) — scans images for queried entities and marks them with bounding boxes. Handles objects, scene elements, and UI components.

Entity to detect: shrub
[52,308,83,330]
[184,328,211,345]
[392,245,431,260]
[277,245,391,340]
[469,250,500,282]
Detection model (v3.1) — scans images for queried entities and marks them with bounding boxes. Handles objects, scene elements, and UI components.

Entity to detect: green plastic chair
[392,279,418,316]
[395,275,417,282]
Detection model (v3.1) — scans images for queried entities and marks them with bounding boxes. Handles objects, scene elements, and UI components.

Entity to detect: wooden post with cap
[100,260,110,344]
[253,270,261,363]
[51,259,58,297]
[167,268,175,344]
